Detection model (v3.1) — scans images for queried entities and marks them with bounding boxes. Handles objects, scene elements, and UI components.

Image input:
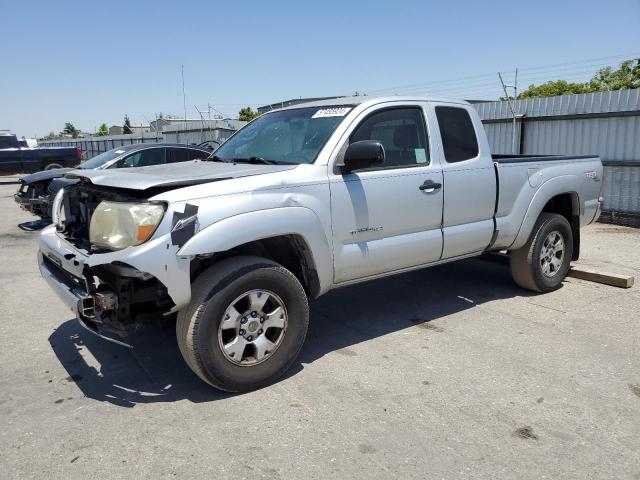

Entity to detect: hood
[21,168,74,184]
[64,159,298,191]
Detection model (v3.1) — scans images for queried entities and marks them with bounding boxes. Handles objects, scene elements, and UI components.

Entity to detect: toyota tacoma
[38,96,603,391]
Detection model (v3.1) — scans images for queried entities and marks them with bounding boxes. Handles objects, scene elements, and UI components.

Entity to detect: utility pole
[181,64,187,125]
[498,71,518,155]
[194,104,206,142]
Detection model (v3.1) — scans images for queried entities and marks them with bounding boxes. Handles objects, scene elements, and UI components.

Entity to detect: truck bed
[491,153,602,252]
[492,154,596,164]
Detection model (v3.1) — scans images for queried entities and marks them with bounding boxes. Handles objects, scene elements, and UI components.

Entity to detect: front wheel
[510,213,573,292]
[176,256,309,392]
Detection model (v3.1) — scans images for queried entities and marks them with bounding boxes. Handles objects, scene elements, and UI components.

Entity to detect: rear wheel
[176,256,309,392]
[43,162,63,170]
[510,213,573,292]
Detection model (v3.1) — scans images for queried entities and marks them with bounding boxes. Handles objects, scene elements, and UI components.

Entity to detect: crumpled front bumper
[14,192,46,212]
[38,224,192,344]
[38,250,84,315]
[38,236,133,346]
[14,183,49,216]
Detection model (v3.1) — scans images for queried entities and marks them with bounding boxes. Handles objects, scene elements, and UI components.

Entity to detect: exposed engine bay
[53,180,177,337]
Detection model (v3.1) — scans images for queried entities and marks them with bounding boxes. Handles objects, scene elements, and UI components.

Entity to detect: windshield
[79,148,127,169]
[212,106,353,164]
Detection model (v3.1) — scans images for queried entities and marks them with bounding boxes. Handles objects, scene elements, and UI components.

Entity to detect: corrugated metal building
[161,119,245,145]
[474,89,640,219]
[38,120,245,159]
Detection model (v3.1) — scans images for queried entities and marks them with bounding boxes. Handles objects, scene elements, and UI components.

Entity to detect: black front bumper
[14,185,49,216]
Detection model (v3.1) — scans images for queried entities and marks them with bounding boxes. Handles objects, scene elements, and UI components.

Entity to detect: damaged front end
[83,261,175,338]
[14,181,51,218]
[40,180,184,346]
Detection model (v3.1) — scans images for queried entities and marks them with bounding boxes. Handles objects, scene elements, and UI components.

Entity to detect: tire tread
[510,213,572,293]
[176,256,308,391]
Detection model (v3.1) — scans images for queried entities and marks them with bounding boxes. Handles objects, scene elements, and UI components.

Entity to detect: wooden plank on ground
[482,252,635,289]
[568,266,634,289]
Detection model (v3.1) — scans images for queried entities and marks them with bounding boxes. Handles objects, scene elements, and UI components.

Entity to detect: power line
[362,52,640,97]
[511,53,639,72]
[380,60,636,100]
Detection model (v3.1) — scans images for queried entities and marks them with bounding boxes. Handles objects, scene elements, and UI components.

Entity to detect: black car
[15,143,210,219]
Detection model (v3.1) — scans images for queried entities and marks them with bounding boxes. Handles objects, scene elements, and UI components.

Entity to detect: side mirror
[340,140,385,173]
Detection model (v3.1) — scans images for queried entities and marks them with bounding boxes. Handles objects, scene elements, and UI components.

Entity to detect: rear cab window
[435,106,479,163]
[0,136,15,149]
[168,148,206,163]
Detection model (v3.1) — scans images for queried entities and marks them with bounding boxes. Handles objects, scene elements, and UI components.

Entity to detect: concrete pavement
[0,182,638,479]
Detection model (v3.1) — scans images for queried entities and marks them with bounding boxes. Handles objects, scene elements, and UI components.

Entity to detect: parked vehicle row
[14,143,210,219]
[34,96,603,392]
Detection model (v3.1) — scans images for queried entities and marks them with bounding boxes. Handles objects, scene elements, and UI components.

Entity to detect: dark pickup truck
[0,133,81,174]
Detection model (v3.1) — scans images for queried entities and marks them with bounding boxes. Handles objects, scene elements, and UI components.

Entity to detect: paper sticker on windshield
[312,107,351,119]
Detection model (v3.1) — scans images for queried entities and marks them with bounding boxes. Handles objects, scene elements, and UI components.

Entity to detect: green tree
[95,123,109,137]
[585,59,640,92]
[123,115,133,134]
[62,122,80,138]
[516,80,588,99]
[238,107,261,121]
[516,59,640,99]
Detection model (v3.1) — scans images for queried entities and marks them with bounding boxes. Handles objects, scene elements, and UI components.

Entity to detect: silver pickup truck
[38,96,603,391]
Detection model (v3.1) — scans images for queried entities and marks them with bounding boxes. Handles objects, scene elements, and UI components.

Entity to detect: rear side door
[329,103,444,283]
[429,103,496,258]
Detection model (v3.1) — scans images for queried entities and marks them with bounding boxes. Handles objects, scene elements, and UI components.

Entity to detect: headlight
[89,201,165,251]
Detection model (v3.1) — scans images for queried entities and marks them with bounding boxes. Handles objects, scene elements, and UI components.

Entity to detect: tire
[177,256,309,392]
[43,162,63,170]
[510,213,573,293]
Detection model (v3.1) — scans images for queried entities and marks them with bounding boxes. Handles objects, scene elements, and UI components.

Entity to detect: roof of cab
[272,95,471,112]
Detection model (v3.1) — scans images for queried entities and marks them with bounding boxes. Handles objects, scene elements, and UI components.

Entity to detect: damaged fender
[177,207,334,295]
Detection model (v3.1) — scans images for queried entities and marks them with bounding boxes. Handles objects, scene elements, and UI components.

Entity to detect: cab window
[0,136,15,149]
[119,148,165,168]
[435,106,479,163]
[168,147,206,163]
[349,108,429,168]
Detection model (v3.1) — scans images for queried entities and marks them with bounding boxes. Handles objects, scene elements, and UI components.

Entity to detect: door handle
[419,179,442,191]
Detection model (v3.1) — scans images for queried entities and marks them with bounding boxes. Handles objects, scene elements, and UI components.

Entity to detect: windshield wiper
[206,154,230,163]
[232,156,278,165]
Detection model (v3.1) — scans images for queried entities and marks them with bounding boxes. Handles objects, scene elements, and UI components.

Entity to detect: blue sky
[1,0,639,137]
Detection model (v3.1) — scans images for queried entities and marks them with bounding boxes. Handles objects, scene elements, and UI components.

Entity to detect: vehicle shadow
[48,257,537,407]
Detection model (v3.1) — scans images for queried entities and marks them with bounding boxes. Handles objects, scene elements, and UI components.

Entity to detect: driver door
[329,104,444,283]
